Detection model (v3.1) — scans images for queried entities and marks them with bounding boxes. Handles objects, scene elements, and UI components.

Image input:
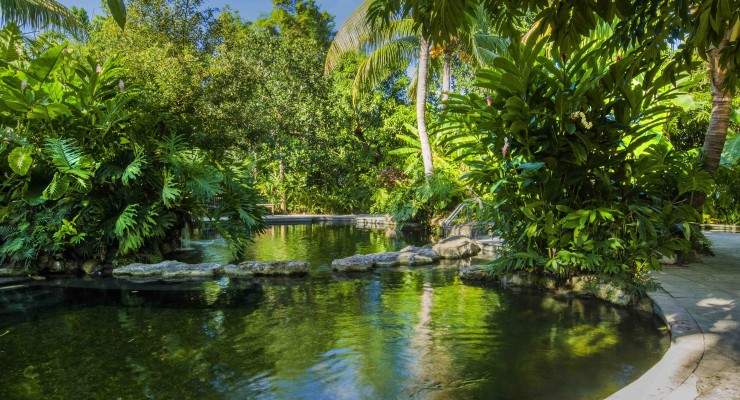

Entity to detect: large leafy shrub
[440,38,712,282]
[0,27,264,271]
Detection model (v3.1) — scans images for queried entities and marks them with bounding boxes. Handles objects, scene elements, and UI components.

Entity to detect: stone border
[606,289,703,400]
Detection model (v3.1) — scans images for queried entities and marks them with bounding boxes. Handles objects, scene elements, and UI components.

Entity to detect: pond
[0,224,668,400]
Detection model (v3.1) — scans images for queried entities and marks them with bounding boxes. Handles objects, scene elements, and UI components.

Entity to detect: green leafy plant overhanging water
[0,28,265,271]
[439,37,712,282]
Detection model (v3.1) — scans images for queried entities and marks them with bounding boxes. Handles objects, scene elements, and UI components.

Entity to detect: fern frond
[44,138,93,186]
[122,147,146,186]
[161,170,181,208]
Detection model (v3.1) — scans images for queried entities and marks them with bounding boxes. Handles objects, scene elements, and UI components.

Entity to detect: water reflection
[0,269,667,400]
[0,224,668,400]
[182,223,428,266]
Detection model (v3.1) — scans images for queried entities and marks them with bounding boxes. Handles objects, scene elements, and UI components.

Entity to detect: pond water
[0,224,668,400]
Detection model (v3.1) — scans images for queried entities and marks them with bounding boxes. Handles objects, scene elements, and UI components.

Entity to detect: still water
[0,224,668,400]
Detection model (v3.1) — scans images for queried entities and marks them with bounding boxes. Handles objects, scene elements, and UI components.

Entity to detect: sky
[59,1,360,27]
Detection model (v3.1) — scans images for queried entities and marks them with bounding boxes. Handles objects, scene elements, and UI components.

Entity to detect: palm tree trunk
[278,157,287,213]
[417,37,434,177]
[694,34,733,209]
[441,50,451,103]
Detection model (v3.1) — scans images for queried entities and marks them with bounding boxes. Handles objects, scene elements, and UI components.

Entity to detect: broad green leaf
[26,45,66,83]
[107,0,127,30]
[8,146,33,176]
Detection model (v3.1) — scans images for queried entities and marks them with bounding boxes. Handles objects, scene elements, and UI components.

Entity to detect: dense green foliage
[0,25,264,270]
[0,0,738,280]
[440,38,714,280]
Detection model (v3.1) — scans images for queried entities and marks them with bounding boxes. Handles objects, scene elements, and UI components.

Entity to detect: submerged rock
[113,261,222,279]
[432,236,481,259]
[224,261,309,277]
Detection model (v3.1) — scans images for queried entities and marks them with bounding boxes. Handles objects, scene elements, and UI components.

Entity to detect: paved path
[652,232,739,399]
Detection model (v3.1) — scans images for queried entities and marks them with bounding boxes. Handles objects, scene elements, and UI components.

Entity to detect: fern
[121,147,146,186]
[44,138,94,186]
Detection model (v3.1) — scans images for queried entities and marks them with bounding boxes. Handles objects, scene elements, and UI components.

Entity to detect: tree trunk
[694,34,733,209]
[441,50,452,103]
[278,157,287,213]
[417,37,434,177]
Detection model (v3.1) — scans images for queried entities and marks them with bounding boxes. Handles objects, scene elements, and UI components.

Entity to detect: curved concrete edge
[607,289,704,400]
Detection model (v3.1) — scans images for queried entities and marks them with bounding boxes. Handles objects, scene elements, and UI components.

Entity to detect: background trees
[0,0,737,275]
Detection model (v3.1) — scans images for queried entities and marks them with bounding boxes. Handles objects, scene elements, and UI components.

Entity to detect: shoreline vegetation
[0,0,738,291]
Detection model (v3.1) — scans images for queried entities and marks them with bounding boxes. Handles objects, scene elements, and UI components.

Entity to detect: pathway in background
[652,232,739,399]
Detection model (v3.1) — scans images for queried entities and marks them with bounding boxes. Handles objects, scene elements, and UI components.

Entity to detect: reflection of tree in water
[0,269,667,400]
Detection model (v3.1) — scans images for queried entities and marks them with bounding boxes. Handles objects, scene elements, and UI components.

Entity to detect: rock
[397,251,435,266]
[432,236,481,259]
[332,246,440,272]
[476,237,504,257]
[459,264,495,281]
[660,254,678,265]
[399,245,440,261]
[226,261,309,277]
[81,260,101,275]
[592,283,633,306]
[371,252,403,267]
[113,261,221,279]
[332,255,376,272]
[0,267,25,277]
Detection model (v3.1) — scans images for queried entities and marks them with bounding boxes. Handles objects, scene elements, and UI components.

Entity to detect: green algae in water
[0,225,668,400]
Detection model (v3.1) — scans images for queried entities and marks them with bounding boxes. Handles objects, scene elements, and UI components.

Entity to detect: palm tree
[326,0,481,177]
[0,0,126,32]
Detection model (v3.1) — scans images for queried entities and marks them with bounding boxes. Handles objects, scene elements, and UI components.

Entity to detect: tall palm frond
[0,0,80,33]
[324,0,372,73]
[0,0,126,34]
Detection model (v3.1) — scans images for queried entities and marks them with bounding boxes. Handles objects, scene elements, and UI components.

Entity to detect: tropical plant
[0,27,264,272]
[439,36,712,282]
[0,0,126,31]
[326,0,487,177]
[498,0,739,211]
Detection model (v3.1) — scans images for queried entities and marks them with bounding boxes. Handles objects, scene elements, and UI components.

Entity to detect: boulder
[432,236,481,259]
[113,261,221,279]
[225,261,309,277]
[332,255,376,272]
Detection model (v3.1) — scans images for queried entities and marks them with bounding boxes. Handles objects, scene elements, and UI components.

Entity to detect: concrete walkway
[655,232,740,399]
[614,232,739,400]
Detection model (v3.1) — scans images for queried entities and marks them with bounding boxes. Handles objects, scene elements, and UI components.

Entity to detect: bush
[439,38,711,282]
[0,27,264,271]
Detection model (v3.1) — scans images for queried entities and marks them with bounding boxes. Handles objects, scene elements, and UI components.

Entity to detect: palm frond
[325,0,372,73]
[352,37,418,102]
[0,0,82,34]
